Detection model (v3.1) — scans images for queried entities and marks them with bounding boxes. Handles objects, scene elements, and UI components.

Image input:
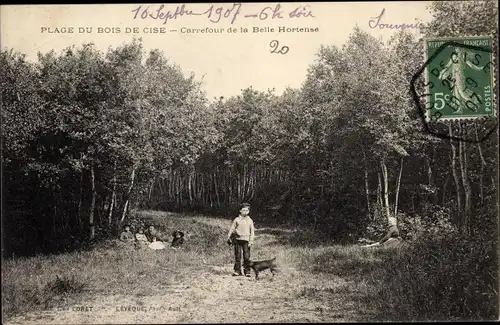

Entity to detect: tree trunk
[458,123,472,235]
[157,178,163,196]
[380,157,391,222]
[448,123,462,227]
[89,162,96,240]
[377,171,383,218]
[178,170,182,207]
[149,176,155,200]
[188,172,193,206]
[426,154,438,204]
[53,189,57,236]
[243,164,247,200]
[363,149,372,218]
[214,170,221,208]
[77,168,84,232]
[394,156,404,218]
[237,168,242,203]
[108,160,117,226]
[120,165,136,224]
[228,170,233,205]
[475,123,486,205]
[441,174,450,206]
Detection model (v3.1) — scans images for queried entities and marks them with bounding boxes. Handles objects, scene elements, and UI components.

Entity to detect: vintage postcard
[1,2,498,324]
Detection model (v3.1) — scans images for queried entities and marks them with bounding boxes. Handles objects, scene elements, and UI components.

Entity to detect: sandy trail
[5,268,361,324]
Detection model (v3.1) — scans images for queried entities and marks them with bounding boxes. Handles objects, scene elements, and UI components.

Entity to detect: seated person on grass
[145,225,161,243]
[135,227,149,248]
[378,223,400,244]
[364,217,401,247]
[145,225,168,250]
[120,225,135,243]
[171,230,185,249]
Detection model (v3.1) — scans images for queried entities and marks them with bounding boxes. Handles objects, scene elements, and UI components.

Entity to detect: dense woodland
[2,1,498,257]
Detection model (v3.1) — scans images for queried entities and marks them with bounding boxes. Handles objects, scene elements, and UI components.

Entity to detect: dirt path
[5,219,371,324]
[6,268,362,324]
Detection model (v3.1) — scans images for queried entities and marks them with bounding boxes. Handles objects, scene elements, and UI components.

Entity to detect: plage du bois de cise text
[40,3,320,35]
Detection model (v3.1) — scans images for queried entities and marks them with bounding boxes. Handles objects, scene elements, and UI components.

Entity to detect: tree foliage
[1,2,498,256]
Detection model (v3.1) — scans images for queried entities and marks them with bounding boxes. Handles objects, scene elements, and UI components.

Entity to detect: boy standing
[227,203,255,277]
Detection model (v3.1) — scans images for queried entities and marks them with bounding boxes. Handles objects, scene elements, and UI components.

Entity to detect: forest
[1,1,498,259]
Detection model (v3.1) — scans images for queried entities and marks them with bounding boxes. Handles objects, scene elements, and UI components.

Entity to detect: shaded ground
[4,213,375,324]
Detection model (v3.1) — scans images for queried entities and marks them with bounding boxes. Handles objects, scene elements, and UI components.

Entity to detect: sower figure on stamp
[227,203,255,277]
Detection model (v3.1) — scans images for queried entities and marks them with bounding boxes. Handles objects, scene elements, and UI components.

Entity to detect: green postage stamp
[424,36,495,121]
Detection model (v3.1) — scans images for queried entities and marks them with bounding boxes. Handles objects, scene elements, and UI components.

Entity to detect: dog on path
[248,257,278,280]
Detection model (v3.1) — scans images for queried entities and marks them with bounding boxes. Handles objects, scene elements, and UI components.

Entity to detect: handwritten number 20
[270,40,289,55]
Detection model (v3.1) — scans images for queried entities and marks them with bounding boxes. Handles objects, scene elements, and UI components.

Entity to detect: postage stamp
[424,36,495,122]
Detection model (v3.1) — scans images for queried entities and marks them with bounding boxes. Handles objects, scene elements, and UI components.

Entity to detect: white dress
[148,240,165,250]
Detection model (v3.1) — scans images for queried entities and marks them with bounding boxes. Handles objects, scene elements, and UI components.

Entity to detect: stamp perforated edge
[421,35,497,123]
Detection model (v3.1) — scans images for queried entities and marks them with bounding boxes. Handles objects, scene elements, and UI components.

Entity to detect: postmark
[424,36,495,121]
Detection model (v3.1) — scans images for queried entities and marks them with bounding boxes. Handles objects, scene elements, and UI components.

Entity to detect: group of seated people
[119,224,185,250]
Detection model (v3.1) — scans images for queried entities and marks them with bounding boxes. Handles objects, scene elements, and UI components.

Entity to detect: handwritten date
[131,3,315,25]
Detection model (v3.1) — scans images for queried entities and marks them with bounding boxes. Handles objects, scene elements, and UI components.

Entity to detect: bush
[365,204,456,242]
[400,204,456,240]
[368,233,498,321]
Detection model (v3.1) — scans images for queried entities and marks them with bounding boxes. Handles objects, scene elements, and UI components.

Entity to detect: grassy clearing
[2,210,498,322]
[1,210,229,319]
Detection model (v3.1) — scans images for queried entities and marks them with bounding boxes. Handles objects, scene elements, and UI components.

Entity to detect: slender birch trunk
[188,172,193,206]
[458,123,472,235]
[380,157,391,222]
[237,169,241,203]
[120,165,136,224]
[362,149,371,218]
[475,123,486,205]
[426,156,437,204]
[108,160,117,226]
[394,156,404,217]
[89,162,96,240]
[377,171,383,218]
[214,171,221,208]
[78,168,84,232]
[449,123,462,227]
[53,190,57,236]
[149,176,155,200]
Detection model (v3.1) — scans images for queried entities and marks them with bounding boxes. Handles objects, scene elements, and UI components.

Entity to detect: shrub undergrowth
[366,234,498,321]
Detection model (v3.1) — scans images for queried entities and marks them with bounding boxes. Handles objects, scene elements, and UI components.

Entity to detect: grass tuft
[46,275,87,295]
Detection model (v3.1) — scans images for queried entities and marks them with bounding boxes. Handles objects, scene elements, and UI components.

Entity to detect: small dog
[248,257,278,280]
